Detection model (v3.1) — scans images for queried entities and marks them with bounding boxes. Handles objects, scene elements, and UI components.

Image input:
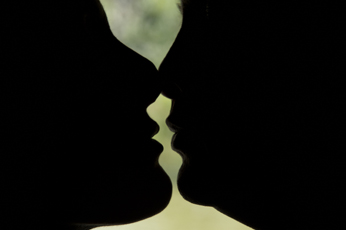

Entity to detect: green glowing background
[95,1,253,229]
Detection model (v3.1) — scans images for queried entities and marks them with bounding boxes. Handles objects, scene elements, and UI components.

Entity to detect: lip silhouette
[171,132,183,153]
[170,131,194,162]
[164,101,188,158]
[143,109,163,161]
[148,139,164,157]
[138,115,163,162]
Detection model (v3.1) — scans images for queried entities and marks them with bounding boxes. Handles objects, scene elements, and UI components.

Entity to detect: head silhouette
[159,1,345,229]
[1,1,171,229]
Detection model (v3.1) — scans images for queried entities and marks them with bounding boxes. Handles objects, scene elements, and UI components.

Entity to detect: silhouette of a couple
[1,1,345,229]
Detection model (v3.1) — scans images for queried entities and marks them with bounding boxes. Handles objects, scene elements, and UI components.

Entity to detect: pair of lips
[144,113,162,159]
[166,112,205,161]
[165,102,187,154]
[171,132,185,155]
[170,130,196,160]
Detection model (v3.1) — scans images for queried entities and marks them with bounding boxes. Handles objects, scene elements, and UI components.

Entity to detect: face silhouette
[1,1,171,229]
[159,1,345,229]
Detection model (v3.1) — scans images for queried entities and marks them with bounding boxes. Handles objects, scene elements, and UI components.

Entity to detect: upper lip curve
[150,121,160,138]
[165,99,184,133]
[166,116,182,133]
[171,132,184,155]
[142,72,161,138]
[140,114,160,139]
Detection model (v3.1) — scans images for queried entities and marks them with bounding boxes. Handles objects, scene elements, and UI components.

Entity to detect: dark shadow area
[160,1,345,229]
[1,1,172,229]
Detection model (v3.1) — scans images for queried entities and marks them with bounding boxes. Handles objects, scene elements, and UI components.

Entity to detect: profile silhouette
[1,1,172,230]
[160,1,345,229]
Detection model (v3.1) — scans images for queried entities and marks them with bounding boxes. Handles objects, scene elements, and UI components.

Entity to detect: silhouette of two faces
[1,1,345,230]
[160,1,345,230]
